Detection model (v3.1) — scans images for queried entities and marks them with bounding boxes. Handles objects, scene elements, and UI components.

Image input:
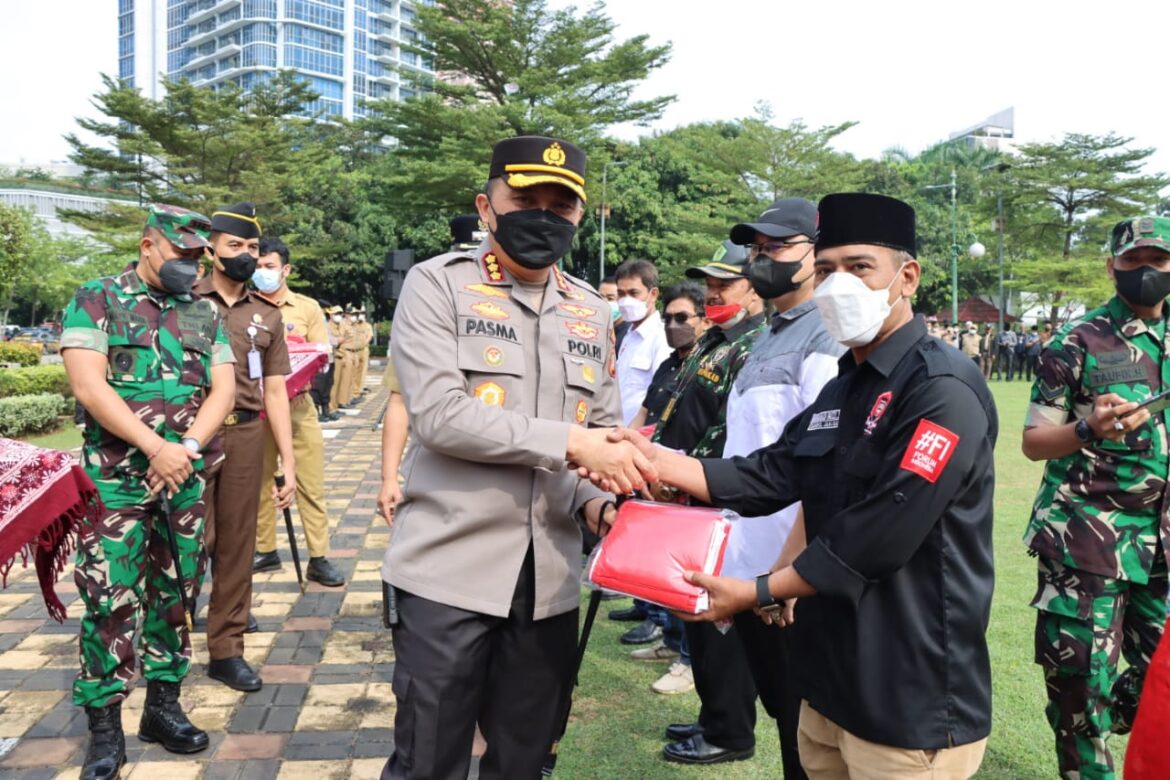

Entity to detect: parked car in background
[2,325,20,341]
[11,327,60,354]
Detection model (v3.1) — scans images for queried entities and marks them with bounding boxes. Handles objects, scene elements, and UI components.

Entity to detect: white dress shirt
[721,302,843,579]
[615,310,671,425]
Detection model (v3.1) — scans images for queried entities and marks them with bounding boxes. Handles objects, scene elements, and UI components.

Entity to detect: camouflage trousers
[72,473,208,708]
[1032,555,1169,780]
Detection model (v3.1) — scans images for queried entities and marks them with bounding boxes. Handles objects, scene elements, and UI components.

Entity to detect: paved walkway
[0,365,459,779]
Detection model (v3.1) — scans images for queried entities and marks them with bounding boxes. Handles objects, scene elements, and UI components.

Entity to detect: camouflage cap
[146,204,212,250]
[1111,216,1170,257]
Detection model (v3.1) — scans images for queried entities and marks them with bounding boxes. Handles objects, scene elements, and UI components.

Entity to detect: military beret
[146,204,212,250]
[210,202,262,239]
[815,193,917,257]
[488,136,587,202]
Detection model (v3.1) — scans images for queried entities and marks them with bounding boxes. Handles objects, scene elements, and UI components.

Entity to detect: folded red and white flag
[587,499,730,613]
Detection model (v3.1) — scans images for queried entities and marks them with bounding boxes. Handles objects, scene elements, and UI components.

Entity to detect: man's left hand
[673,571,756,623]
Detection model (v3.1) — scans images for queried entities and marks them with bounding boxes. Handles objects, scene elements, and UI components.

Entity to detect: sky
[2,0,1168,183]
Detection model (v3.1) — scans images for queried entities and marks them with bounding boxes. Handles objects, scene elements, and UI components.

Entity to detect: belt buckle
[224,412,239,426]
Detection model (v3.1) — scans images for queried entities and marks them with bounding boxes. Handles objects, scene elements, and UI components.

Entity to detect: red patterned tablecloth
[0,437,99,622]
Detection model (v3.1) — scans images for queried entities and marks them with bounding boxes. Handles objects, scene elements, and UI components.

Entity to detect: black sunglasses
[663,312,698,325]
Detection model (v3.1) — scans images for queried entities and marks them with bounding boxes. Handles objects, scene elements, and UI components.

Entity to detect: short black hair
[601,275,617,286]
[259,237,290,266]
[662,282,704,314]
[614,259,659,291]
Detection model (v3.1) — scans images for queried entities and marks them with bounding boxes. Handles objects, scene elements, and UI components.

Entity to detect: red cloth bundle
[0,437,101,622]
[1125,617,1170,778]
[285,335,329,398]
[587,499,730,613]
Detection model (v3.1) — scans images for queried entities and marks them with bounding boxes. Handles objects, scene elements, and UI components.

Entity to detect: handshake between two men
[565,426,793,626]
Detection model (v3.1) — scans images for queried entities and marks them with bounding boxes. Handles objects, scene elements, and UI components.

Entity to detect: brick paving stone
[216,733,287,760]
[0,736,83,768]
[258,665,313,684]
[273,684,308,707]
[282,617,332,632]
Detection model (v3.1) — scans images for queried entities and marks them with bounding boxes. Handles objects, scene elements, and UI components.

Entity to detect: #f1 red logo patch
[899,419,959,483]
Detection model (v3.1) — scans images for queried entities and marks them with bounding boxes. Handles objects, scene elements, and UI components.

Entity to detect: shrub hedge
[0,393,69,438]
[0,343,43,367]
[0,365,71,399]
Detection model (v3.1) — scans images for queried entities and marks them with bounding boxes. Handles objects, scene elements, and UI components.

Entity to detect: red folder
[587,500,731,613]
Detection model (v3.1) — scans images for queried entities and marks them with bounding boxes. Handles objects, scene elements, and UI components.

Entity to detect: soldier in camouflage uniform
[1023,216,1170,779]
[60,205,237,780]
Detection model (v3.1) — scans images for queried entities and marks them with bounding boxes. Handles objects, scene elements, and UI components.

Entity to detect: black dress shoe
[82,702,124,780]
[207,657,262,692]
[138,680,209,754]
[253,550,281,573]
[244,614,259,634]
[307,557,345,587]
[620,619,663,645]
[663,734,754,765]
[608,605,647,622]
[665,722,703,742]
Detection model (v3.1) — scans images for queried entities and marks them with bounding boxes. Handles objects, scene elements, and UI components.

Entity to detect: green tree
[360,0,674,219]
[1006,132,1170,321]
[0,203,34,325]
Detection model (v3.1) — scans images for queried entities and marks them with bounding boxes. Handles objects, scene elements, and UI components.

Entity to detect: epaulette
[559,269,602,302]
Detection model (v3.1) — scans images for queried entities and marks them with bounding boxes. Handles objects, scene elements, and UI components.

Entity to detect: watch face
[760,602,784,618]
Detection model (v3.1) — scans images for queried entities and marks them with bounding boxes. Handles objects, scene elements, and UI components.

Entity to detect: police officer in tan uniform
[381,135,655,779]
[194,203,296,692]
[350,306,373,400]
[327,306,354,412]
[251,237,344,587]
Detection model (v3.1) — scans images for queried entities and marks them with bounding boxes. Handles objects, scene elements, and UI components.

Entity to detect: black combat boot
[138,680,209,753]
[81,702,125,780]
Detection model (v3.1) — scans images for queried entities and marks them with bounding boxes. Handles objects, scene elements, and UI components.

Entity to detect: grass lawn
[24,423,83,452]
[557,380,1129,778]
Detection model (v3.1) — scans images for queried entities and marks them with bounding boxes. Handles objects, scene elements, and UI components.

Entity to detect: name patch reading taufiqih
[464,318,519,343]
[1088,365,1147,386]
[807,409,841,431]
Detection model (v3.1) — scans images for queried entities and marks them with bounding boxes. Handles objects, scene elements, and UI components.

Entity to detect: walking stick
[273,471,306,594]
[542,497,622,776]
[158,493,196,630]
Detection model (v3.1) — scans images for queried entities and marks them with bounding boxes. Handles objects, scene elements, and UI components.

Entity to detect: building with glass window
[118,0,433,120]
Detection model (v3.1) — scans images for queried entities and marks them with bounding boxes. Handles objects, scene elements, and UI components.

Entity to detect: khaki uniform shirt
[194,276,290,412]
[264,288,329,346]
[329,319,354,352]
[354,321,373,349]
[383,248,620,618]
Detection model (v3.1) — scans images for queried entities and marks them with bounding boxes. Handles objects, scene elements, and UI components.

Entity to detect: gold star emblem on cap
[542,143,567,167]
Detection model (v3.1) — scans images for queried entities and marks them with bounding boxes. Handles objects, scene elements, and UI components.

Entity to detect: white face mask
[813,265,906,347]
[617,296,649,323]
[358,314,365,322]
[332,314,342,323]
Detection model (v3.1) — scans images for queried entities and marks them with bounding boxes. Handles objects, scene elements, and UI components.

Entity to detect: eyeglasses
[663,312,698,325]
[748,239,815,256]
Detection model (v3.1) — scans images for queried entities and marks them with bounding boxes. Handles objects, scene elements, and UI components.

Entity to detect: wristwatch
[1073,418,1096,444]
[180,436,202,454]
[756,573,784,618]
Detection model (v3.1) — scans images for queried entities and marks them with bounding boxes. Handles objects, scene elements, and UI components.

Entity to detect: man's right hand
[567,427,658,494]
[377,480,404,527]
[572,427,659,492]
[1088,392,1146,442]
[146,442,199,497]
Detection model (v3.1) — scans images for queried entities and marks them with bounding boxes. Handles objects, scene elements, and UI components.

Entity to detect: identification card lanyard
[246,325,263,380]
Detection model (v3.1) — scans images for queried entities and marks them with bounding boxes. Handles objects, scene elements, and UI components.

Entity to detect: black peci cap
[488,136,587,202]
[815,193,916,257]
[210,202,262,239]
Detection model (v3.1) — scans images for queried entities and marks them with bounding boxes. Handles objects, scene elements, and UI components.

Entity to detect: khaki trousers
[797,701,987,780]
[204,417,265,660]
[256,394,331,558]
[330,353,354,411]
[352,348,369,399]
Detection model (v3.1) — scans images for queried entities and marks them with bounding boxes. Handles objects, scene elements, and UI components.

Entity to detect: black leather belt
[223,410,260,426]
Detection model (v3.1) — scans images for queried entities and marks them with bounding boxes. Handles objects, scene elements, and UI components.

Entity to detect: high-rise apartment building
[118,0,434,120]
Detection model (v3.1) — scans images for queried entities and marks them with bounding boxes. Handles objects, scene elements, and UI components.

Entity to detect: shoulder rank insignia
[560,303,597,319]
[471,301,510,321]
[552,265,572,293]
[474,381,506,407]
[465,283,510,300]
[481,253,505,283]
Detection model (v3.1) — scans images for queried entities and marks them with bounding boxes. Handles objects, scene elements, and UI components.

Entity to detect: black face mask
[1115,265,1170,308]
[219,252,257,282]
[490,207,577,269]
[665,320,697,351]
[746,254,811,299]
[157,257,200,296]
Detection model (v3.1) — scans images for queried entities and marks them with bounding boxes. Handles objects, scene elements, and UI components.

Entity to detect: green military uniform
[1025,218,1170,779]
[61,206,233,708]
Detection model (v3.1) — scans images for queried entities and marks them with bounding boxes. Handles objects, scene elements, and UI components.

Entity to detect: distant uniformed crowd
[57,134,1170,780]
